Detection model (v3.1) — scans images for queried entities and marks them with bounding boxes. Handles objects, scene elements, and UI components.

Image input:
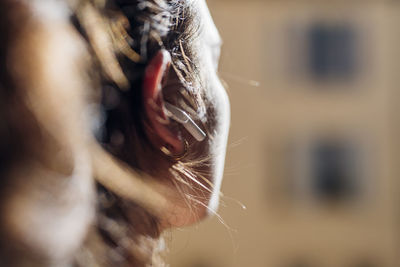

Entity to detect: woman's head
[0,0,229,265]
[99,0,230,227]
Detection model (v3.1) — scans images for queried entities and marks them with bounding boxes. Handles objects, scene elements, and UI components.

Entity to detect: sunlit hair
[0,0,217,264]
[72,0,213,265]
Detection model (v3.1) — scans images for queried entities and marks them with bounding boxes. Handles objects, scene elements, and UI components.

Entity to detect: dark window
[350,259,380,267]
[310,140,359,202]
[284,259,315,267]
[308,24,357,80]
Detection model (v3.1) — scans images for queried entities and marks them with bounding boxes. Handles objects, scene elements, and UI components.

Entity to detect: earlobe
[143,50,184,155]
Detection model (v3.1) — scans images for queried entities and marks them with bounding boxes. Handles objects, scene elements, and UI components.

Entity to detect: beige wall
[166,1,400,266]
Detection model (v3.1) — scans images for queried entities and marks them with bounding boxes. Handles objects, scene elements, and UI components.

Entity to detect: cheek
[164,83,230,226]
[203,79,231,212]
[198,75,230,212]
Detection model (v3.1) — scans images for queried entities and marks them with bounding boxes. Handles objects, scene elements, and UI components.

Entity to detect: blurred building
[167,1,400,267]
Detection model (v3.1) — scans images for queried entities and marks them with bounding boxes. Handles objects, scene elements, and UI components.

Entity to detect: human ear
[142,50,184,155]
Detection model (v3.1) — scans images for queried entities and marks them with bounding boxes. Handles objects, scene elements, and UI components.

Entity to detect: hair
[73,0,207,266]
[0,0,212,266]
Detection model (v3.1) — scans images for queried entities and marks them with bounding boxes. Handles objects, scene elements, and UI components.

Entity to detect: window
[307,23,357,81]
[350,259,380,267]
[310,140,359,202]
[290,136,365,205]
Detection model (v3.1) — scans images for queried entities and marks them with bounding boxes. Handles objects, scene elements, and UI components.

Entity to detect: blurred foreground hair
[0,0,206,266]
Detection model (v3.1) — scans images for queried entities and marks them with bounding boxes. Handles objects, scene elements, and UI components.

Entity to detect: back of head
[0,0,229,266]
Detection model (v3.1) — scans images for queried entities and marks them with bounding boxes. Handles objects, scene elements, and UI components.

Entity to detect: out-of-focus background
[167,0,400,267]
